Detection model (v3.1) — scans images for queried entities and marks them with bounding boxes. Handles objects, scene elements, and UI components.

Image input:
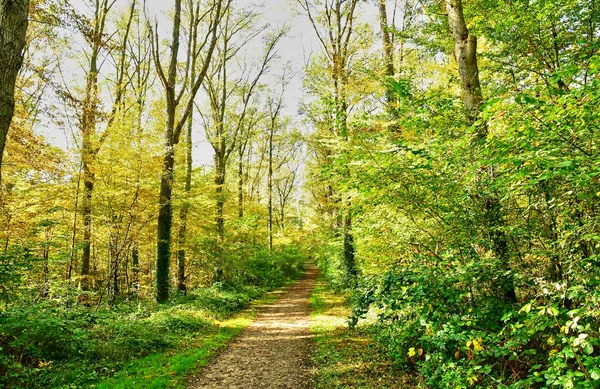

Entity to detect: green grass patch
[310,276,417,388]
[0,284,285,389]
[91,291,280,389]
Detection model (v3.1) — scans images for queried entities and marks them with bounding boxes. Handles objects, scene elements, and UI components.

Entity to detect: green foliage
[222,244,306,288]
[303,1,600,386]
[0,246,36,303]
[0,281,286,388]
[311,276,416,388]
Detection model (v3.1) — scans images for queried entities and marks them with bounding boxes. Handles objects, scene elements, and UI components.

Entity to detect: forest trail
[188,263,318,389]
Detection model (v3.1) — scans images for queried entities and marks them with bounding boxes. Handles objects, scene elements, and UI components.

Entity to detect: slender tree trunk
[378,0,396,109]
[42,242,50,297]
[68,167,81,283]
[176,112,192,294]
[213,153,226,282]
[446,0,516,303]
[80,160,94,290]
[238,150,244,218]
[0,0,29,183]
[131,242,139,293]
[109,247,119,301]
[214,154,226,241]
[343,214,356,281]
[268,124,274,251]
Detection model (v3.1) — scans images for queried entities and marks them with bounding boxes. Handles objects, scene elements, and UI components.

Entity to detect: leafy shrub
[350,262,600,388]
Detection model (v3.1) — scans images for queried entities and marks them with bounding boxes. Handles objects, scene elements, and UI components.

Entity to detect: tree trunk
[446,0,483,126]
[176,113,192,294]
[343,214,356,283]
[156,132,175,302]
[155,0,182,303]
[131,242,139,293]
[0,0,29,183]
[446,0,516,303]
[268,124,274,251]
[378,0,396,109]
[153,0,222,301]
[214,155,226,241]
[238,150,244,218]
[80,159,94,290]
[212,151,226,282]
[80,43,99,290]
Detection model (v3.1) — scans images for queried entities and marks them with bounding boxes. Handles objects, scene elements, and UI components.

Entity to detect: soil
[188,264,318,389]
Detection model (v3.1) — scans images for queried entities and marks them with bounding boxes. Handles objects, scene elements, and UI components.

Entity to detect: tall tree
[445,0,516,302]
[0,0,29,183]
[201,12,284,279]
[378,0,395,108]
[175,0,203,295]
[267,87,284,251]
[64,0,136,290]
[150,0,224,302]
[297,0,359,281]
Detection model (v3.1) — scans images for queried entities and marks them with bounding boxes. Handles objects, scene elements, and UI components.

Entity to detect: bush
[350,260,600,388]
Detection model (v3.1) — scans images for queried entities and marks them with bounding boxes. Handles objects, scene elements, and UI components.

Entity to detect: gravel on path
[188,264,318,389]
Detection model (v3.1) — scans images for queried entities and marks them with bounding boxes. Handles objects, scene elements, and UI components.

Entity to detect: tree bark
[131,242,139,294]
[343,214,356,282]
[80,43,99,290]
[153,0,223,302]
[446,0,483,126]
[0,0,29,183]
[176,113,192,294]
[378,0,396,109]
[268,120,274,251]
[176,1,199,294]
[238,150,244,218]
[446,0,516,303]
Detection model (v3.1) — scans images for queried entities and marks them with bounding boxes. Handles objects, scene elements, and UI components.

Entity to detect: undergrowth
[0,245,305,388]
[310,275,417,388]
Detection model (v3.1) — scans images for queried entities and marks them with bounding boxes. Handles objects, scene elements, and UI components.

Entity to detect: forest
[1,0,599,388]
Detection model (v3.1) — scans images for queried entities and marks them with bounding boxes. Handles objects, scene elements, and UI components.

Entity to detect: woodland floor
[187,264,317,389]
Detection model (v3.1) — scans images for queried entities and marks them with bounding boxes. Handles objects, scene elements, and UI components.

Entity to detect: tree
[68,0,136,291]
[296,0,359,281]
[200,11,284,279]
[0,0,29,183]
[150,0,224,302]
[176,0,203,295]
[378,0,395,107]
[267,87,284,251]
[445,0,516,302]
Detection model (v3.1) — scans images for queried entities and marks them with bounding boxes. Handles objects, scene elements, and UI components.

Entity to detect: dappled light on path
[188,264,318,389]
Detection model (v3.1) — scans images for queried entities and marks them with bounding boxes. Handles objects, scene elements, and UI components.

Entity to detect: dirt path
[188,264,318,389]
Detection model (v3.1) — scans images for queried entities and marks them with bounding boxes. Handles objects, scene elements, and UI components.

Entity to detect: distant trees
[297,0,360,282]
[200,10,284,279]
[0,0,306,313]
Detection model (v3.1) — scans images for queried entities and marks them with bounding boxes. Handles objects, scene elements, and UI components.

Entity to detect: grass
[90,289,283,389]
[310,276,417,388]
[0,284,287,389]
